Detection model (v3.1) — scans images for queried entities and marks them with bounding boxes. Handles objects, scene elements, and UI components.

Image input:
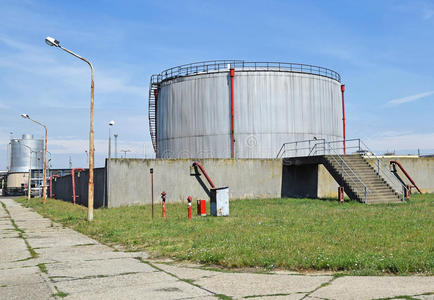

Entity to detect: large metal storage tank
[148,61,343,158]
[10,134,44,172]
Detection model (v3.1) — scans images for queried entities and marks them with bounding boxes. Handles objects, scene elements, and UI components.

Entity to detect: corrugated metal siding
[10,136,44,172]
[157,70,342,158]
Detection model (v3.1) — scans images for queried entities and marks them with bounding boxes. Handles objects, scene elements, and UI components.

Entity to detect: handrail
[357,140,407,201]
[276,139,326,158]
[277,138,370,203]
[390,160,421,193]
[325,142,370,203]
[192,161,216,189]
[302,138,408,201]
[151,60,341,84]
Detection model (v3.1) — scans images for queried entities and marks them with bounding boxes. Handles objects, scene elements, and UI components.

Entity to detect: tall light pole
[21,114,48,204]
[19,141,33,202]
[45,36,95,221]
[114,134,118,159]
[108,120,115,159]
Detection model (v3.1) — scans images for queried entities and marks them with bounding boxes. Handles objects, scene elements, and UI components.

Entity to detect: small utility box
[210,187,229,216]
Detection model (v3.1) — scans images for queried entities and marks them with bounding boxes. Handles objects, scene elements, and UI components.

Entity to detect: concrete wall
[107,159,283,207]
[369,156,434,194]
[104,156,433,207]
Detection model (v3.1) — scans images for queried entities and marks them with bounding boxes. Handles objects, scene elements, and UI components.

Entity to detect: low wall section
[107,159,283,207]
[52,168,106,208]
[104,156,433,207]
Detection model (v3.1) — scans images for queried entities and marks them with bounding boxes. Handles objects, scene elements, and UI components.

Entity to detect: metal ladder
[148,75,159,153]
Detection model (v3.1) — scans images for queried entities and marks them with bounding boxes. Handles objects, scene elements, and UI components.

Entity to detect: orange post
[338,186,345,203]
[161,192,166,218]
[187,196,192,220]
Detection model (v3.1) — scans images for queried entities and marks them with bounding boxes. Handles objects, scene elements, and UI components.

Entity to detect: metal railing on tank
[150,60,341,84]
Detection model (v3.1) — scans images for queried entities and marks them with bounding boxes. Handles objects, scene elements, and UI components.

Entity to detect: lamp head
[109,120,115,126]
[21,113,29,119]
[45,36,60,47]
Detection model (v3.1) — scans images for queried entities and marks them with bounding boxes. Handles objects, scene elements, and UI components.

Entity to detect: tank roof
[150,60,341,84]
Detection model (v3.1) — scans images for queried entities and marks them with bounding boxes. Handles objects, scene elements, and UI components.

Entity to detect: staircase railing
[358,140,407,202]
[277,138,370,203]
[324,142,370,204]
[277,138,408,202]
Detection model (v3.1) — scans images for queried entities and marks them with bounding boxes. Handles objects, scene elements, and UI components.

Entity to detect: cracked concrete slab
[153,262,222,280]
[46,257,156,280]
[0,237,29,263]
[62,280,214,300]
[54,272,177,292]
[195,272,332,299]
[310,276,434,300]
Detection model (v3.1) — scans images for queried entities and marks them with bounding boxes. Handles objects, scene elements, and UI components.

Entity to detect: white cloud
[48,137,154,157]
[365,132,434,152]
[386,91,434,106]
[423,8,434,20]
[0,35,144,99]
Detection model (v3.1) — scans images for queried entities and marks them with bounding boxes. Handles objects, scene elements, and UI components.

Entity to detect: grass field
[17,194,433,275]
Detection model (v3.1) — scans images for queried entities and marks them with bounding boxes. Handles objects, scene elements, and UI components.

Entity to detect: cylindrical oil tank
[148,61,343,158]
[9,134,44,172]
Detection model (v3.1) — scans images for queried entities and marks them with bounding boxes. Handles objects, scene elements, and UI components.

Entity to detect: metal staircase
[278,138,407,204]
[148,75,159,153]
[323,154,402,204]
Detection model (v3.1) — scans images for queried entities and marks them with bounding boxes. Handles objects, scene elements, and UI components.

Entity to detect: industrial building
[6,134,44,195]
[149,60,343,158]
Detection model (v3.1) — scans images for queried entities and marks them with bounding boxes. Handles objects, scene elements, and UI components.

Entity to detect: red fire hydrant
[405,185,411,199]
[161,192,166,218]
[187,196,192,220]
[338,186,345,203]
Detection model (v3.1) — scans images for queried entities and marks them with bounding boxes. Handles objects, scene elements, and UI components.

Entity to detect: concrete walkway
[0,198,433,300]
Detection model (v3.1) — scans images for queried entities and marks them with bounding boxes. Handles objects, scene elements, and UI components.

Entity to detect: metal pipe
[192,161,216,188]
[390,160,421,193]
[230,68,235,158]
[19,142,33,201]
[154,89,158,154]
[50,175,60,198]
[150,168,154,219]
[341,84,346,155]
[71,168,84,204]
[21,115,48,203]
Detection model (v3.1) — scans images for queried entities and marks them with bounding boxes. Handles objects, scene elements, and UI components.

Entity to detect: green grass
[17,194,434,274]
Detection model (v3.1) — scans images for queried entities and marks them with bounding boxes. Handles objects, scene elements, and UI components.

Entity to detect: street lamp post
[114,134,118,159]
[21,114,48,204]
[19,141,33,202]
[120,149,131,158]
[45,36,95,221]
[108,120,115,159]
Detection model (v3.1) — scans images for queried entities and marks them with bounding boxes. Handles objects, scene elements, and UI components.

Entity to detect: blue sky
[0,0,433,169]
